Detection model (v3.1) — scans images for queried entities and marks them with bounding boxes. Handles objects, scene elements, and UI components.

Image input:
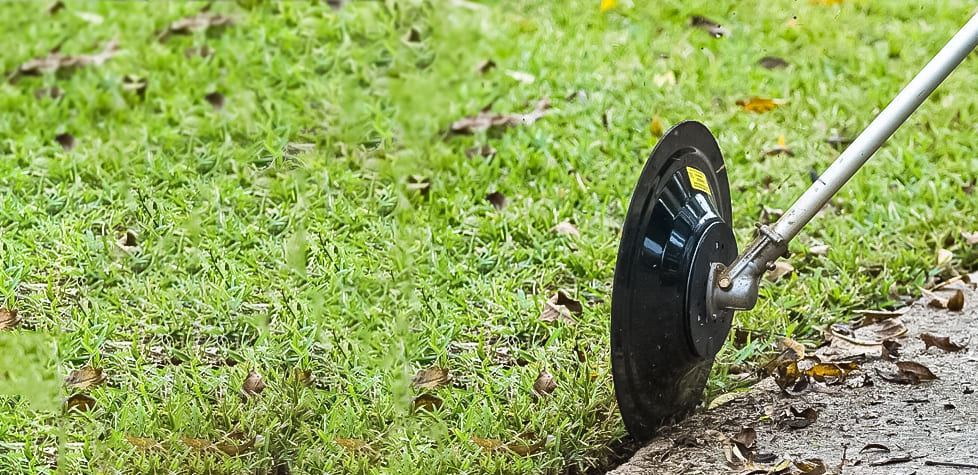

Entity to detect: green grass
[2,0,977,473]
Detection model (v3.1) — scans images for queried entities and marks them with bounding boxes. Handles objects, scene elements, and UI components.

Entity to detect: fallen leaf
[160,12,234,42]
[505,432,547,456]
[540,291,582,325]
[465,145,496,159]
[794,458,826,474]
[215,433,260,456]
[881,338,901,361]
[689,15,729,38]
[762,134,794,157]
[854,308,907,326]
[729,427,756,448]
[759,56,789,69]
[859,443,890,453]
[550,221,579,238]
[736,97,779,113]
[600,0,616,12]
[180,435,213,451]
[126,434,160,450]
[205,91,225,109]
[474,59,495,74]
[55,133,75,151]
[293,368,313,387]
[785,406,819,429]
[335,437,369,453]
[649,115,664,137]
[449,98,550,134]
[65,365,106,389]
[807,362,850,384]
[34,86,64,100]
[963,178,975,195]
[239,369,265,400]
[184,45,215,59]
[116,230,138,252]
[10,37,119,82]
[486,192,507,210]
[412,393,443,413]
[765,261,794,281]
[533,369,556,396]
[920,333,967,352]
[412,365,451,389]
[947,289,965,311]
[896,361,937,381]
[46,1,65,15]
[122,75,148,97]
[0,308,20,330]
[472,435,504,452]
[825,131,853,149]
[64,393,96,413]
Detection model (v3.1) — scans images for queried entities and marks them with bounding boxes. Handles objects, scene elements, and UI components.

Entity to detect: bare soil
[609,273,978,475]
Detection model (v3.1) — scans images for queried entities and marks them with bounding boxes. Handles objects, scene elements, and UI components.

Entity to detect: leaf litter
[449,98,550,134]
[0,307,20,330]
[412,365,451,389]
[65,365,106,389]
[159,9,235,43]
[539,291,582,325]
[9,38,119,83]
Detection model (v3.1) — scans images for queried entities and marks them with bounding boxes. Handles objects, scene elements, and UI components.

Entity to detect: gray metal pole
[772,11,978,242]
[711,12,978,312]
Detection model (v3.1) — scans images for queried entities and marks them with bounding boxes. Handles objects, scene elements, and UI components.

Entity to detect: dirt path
[609,273,978,475]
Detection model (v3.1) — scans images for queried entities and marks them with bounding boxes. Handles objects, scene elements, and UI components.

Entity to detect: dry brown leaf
[412,393,443,413]
[505,433,547,456]
[896,361,937,381]
[474,59,496,74]
[533,369,556,396]
[159,12,234,42]
[465,145,496,159]
[180,435,213,451]
[550,221,579,238]
[948,288,965,311]
[335,437,369,453]
[449,98,550,134]
[765,261,794,281]
[471,435,504,452]
[239,369,265,400]
[66,365,106,389]
[736,97,779,113]
[486,192,507,210]
[55,133,75,151]
[759,56,789,69]
[46,1,65,15]
[205,91,225,110]
[785,406,819,429]
[64,393,96,413]
[0,307,20,330]
[10,37,119,83]
[689,15,729,38]
[920,333,967,352]
[293,368,313,387]
[922,288,965,311]
[215,433,259,456]
[540,291,582,325]
[125,434,161,450]
[412,365,450,389]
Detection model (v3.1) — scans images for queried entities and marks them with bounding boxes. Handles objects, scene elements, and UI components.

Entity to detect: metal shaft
[711,12,978,312]
[774,11,978,242]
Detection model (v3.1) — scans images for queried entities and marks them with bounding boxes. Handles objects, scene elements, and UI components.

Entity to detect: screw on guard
[611,12,978,441]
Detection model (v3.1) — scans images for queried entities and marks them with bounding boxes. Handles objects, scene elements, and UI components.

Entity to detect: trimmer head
[611,121,738,440]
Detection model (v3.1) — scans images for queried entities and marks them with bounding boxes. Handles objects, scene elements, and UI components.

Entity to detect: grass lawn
[2,0,977,473]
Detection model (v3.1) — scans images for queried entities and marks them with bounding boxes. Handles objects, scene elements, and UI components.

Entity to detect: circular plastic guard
[611,121,738,441]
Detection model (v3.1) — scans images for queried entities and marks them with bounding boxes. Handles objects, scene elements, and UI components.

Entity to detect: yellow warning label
[686,167,712,196]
